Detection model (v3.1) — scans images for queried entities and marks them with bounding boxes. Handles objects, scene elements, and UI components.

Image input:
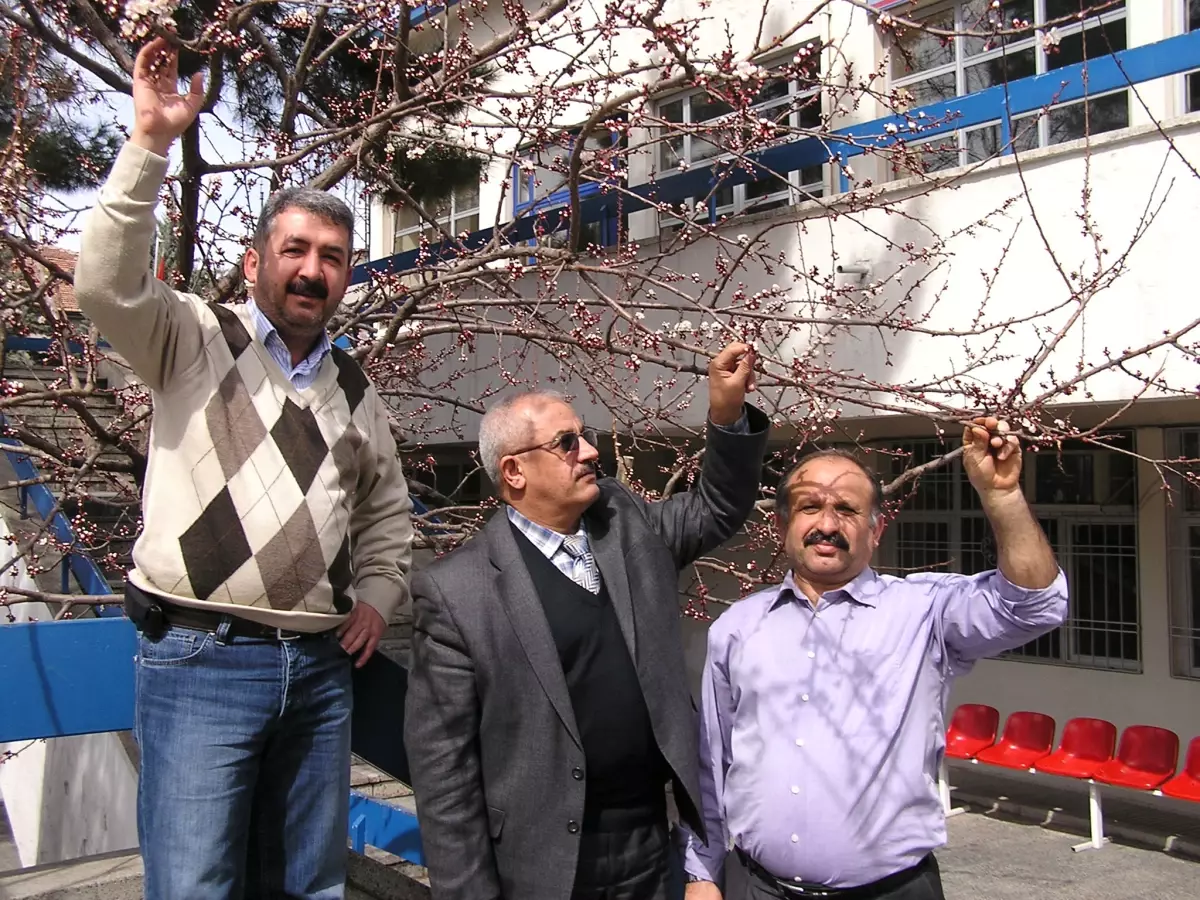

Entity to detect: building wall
[0,517,138,867]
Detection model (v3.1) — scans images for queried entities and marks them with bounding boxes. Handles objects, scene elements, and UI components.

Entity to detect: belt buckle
[273,627,301,641]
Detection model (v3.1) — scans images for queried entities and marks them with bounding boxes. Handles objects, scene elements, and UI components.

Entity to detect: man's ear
[243,247,260,285]
[500,456,526,493]
[870,514,888,548]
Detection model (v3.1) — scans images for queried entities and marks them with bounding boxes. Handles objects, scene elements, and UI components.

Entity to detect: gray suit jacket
[404,406,770,900]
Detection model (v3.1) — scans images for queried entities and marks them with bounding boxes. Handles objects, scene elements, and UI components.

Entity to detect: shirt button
[572,767,584,781]
[801,694,810,702]
[791,786,800,794]
[807,651,816,659]
[567,820,580,834]
[795,738,805,747]
[791,834,799,843]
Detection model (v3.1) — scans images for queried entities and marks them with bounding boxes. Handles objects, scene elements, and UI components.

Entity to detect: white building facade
[363,0,1200,782]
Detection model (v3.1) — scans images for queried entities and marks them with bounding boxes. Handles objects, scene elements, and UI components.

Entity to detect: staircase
[0,352,142,597]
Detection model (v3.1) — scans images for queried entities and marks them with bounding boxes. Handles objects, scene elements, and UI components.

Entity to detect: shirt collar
[772,567,883,610]
[505,505,588,553]
[246,297,333,373]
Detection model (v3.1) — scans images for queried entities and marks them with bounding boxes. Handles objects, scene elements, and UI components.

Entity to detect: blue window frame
[511,118,628,250]
[655,52,824,233]
[889,1,1129,177]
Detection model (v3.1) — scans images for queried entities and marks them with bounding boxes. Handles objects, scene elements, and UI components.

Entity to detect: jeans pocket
[138,629,212,667]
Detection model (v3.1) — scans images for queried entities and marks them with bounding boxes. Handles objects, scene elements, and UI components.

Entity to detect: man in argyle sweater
[72,39,414,899]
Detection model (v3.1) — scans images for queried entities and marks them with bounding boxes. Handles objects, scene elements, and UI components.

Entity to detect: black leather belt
[124,581,328,642]
[159,602,327,641]
[735,848,934,899]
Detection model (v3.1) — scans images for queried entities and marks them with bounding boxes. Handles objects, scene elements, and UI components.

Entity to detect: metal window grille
[1165,428,1200,680]
[887,1,1130,177]
[880,433,1140,671]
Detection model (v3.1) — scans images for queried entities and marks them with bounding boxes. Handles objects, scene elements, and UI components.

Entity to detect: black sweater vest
[512,524,667,813]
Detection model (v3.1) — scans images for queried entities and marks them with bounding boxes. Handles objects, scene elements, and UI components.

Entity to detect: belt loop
[215,616,233,645]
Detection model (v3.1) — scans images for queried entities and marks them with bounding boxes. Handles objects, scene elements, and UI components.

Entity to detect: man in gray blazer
[404,342,769,900]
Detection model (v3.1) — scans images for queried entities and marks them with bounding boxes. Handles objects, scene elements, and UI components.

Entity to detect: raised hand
[130,37,205,157]
[962,415,1022,497]
[707,341,757,426]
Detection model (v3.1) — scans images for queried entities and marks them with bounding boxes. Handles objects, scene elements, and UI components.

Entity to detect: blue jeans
[135,621,352,899]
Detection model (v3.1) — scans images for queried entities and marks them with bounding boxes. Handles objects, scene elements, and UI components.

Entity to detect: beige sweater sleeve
[73,142,205,392]
[350,386,415,625]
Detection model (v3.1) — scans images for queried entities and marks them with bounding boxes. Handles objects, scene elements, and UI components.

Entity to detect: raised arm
[639,342,770,566]
[404,573,501,900]
[937,417,1068,663]
[72,38,207,392]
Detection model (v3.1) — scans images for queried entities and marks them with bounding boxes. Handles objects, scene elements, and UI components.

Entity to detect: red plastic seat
[1161,736,1200,802]
[945,704,1000,760]
[1034,717,1117,779]
[1094,725,1180,791]
[975,711,1055,771]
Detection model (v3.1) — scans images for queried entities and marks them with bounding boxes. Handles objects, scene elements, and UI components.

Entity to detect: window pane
[890,443,955,510]
[1047,19,1126,71]
[903,139,961,175]
[890,10,955,79]
[1070,522,1138,663]
[1190,72,1200,114]
[692,93,734,123]
[1035,451,1094,504]
[797,96,822,130]
[394,229,422,255]
[961,0,1036,58]
[659,99,685,170]
[1044,0,1124,22]
[964,47,1036,93]
[895,521,951,572]
[1192,0,1200,30]
[456,180,480,210]
[395,205,421,232]
[1190,526,1200,670]
[904,72,957,107]
[754,77,790,107]
[960,516,997,574]
[1046,91,1128,145]
[965,119,1037,161]
[451,213,479,235]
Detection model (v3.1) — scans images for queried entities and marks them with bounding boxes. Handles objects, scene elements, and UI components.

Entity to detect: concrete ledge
[0,849,141,900]
[0,850,429,899]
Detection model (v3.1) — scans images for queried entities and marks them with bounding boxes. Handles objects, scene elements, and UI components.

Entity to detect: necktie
[560,534,601,594]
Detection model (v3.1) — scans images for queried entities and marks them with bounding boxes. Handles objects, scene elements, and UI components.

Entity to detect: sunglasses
[509,428,599,458]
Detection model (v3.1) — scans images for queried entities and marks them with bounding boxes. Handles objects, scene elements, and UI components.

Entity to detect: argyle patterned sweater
[73,143,413,632]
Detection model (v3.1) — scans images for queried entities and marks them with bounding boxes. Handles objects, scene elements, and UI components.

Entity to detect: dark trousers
[727,851,946,900]
[571,817,681,900]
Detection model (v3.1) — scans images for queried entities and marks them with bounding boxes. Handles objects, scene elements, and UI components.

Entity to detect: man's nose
[298,250,323,279]
[816,505,839,531]
[577,435,600,462]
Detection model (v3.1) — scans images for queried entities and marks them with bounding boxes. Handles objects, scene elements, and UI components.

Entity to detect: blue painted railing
[352,28,1200,285]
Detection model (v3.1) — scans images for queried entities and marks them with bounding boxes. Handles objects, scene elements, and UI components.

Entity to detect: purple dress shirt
[679,566,1068,889]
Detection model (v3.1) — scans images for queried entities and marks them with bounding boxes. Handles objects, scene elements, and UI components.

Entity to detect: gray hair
[776,448,884,527]
[478,390,569,488]
[251,187,355,255]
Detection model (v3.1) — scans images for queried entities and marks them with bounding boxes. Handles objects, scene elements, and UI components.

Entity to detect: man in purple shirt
[680,417,1068,900]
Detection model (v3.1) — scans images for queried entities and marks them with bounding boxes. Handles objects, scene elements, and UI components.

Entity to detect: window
[1166,428,1200,679]
[1188,0,1200,113]
[656,53,824,232]
[413,458,488,504]
[880,431,1140,671]
[392,182,480,256]
[511,121,627,250]
[889,1,1128,176]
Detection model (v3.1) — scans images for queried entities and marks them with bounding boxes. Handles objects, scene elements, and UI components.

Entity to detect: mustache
[287,276,329,300]
[804,530,850,551]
